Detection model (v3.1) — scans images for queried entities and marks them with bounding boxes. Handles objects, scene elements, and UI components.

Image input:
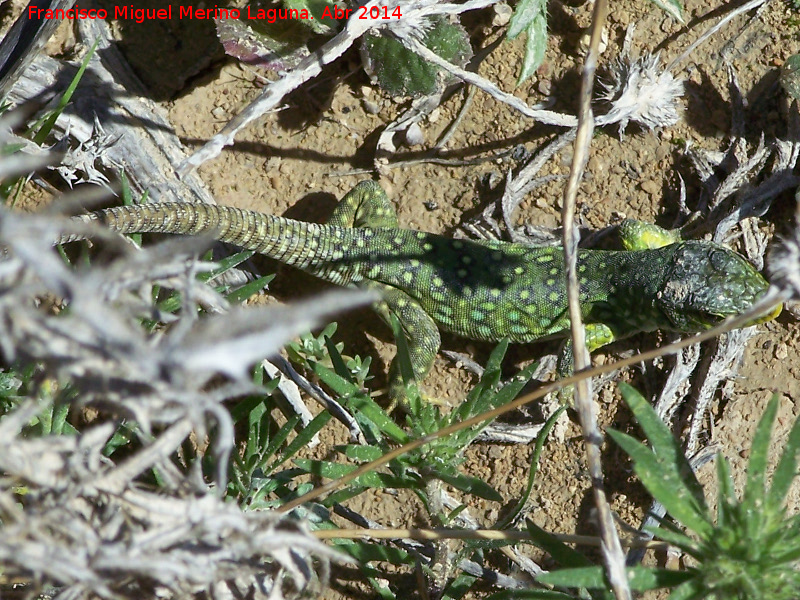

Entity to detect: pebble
[640,179,660,195]
[492,2,512,27]
[404,123,425,146]
[587,155,605,173]
[537,79,552,96]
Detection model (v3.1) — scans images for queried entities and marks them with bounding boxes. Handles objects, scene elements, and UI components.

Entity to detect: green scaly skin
[65,181,781,403]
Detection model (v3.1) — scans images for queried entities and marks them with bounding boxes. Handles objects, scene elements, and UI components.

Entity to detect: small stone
[404,123,425,146]
[578,26,608,57]
[587,155,604,173]
[361,98,381,114]
[537,79,552,96]
[492,2,512,27]
[640,179,660,195]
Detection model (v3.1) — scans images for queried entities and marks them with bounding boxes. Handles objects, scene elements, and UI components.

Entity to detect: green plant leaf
[488,591,575,599]
[293,458,415,489]
[536,566,607,588]
[768,395,800,512]
[743,395,778,516]
[324,334,355,382]
[625,567,693,591]
[715,453,736,530]
[323,485,369,506]
[361,16,472,97]
[619,383,706,510]
[537,566,690,592]
[283,0,339,34]
[607,428,712,538]
[507,0,544,37]
[525,520,592,568]
[506,0,547,83]
[365,575,397,600]
[345,392,409,445]
[615,383,709,524]
[644,524,701,558]
[647,0,684,24]
[338,444,385,462]
[496,405,567,529]
[333,540,412,564]
[440,571,479,600]
[225,274,274,304]
[256,415,301,472]
[268,411,331,470]
[32,40,99,145]
[518,12,547,84]
[431,469,502,502]
[666,578,704,600]
[312,360,362,397]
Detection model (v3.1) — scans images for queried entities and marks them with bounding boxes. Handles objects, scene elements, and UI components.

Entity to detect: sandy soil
[6,0,800,596]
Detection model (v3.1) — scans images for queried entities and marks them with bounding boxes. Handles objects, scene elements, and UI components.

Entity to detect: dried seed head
[600,52,684,134]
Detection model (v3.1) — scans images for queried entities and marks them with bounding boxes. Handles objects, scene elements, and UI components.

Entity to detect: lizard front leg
[618,219,682,250]
[557,322,616,402]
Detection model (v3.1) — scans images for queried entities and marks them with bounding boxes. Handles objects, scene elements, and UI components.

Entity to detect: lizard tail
[62,202,337,272]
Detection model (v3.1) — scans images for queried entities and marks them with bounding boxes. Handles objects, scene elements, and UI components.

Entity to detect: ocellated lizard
[63,181,781,402]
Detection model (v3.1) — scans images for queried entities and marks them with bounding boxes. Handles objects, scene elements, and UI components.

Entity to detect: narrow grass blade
[268,411,331,470]
[496,405,567,529]
[324,334,355,382]
[441,571,479,600]
[258,415,301,472]
[32,40,99,145]
[225,274,274,303]
[525,520,592,568]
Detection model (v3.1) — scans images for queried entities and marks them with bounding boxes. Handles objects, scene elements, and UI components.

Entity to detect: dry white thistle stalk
[0,197,371,599]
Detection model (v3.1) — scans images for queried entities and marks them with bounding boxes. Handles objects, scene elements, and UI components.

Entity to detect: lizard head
[656,241,781,332]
